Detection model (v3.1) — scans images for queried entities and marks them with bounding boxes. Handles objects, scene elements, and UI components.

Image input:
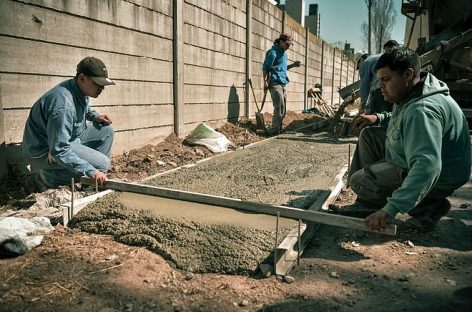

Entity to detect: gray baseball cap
[77,57,115,86]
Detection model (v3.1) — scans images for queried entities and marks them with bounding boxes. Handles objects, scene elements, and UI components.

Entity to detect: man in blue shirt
[262,33,301,134]
[357,40,399,114]
[23,57,115,191]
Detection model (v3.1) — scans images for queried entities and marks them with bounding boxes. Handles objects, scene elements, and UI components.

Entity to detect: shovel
[247,78,267,130]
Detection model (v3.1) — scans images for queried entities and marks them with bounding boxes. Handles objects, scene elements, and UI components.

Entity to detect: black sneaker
[265,127,282,136]
[328,202,378,218]
[431,198,451,221]
[31,174,49,193]
[403,218,437,232]
[404,198,451,231]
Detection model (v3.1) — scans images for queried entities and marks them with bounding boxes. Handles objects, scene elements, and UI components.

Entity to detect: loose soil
[1,112,471,312]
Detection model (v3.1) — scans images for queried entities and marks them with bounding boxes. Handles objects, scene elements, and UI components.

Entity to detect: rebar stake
[297,219,301,266]
[95,178,99,193]
[243,129,248,149]
[274,212,280,272]
[348,144,351,172]
[70,178,75,221]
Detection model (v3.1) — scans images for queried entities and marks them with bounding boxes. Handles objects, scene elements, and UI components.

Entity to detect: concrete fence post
[282,10,286,33]
[320,41,324,94]
[331,49,335,106]
[173,0,184,136]
[304,27,309,111]
[346,58,349,86]
[339,54,343,105]
[245,0,253,119]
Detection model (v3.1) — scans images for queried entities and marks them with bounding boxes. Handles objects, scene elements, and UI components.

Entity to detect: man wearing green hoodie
[346,47,471,231]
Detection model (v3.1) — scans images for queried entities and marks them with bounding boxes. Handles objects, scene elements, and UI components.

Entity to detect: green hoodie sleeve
[382,107,443,217]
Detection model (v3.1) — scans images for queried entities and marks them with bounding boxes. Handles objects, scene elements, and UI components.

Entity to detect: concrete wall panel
[0,74,173,109]
[113,125,175,155]
[18,0,173,37]
[4,104,174,144]
[0,37,173,82]
[184,102,245,125]
[0,1,172,61]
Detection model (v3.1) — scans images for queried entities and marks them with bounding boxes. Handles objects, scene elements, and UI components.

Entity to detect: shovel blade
[255,112,266,130]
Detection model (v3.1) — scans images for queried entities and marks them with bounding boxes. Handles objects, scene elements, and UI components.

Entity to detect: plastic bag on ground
[185,123,232,153]
[0,217,54,257]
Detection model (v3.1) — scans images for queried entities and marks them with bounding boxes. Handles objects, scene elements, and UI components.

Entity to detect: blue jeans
[31,123,114,187]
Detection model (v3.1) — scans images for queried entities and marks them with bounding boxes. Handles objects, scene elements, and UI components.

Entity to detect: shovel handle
[247,78,261,112]
[260,74,273,113]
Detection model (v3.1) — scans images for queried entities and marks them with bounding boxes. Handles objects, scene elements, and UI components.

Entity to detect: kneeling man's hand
[352,114,378,130]
[94,171,108,185]
[96,114,112,125]
[365,210,390,231]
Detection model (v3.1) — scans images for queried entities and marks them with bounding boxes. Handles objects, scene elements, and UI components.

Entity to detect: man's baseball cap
[354,50,368,63]
[77,57,115,86]
[279,33,292,42]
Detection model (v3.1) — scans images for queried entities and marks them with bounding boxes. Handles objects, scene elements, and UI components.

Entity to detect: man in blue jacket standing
[262,33,301,134]
[343,47,471,231]
[358,40,399,114]
[23,57,115,191]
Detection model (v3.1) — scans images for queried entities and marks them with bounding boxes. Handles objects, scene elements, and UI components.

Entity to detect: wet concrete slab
[71,131,349,274]
[119,192,296,230]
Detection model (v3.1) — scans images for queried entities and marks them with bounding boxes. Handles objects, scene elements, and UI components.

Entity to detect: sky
[284,0,407,53]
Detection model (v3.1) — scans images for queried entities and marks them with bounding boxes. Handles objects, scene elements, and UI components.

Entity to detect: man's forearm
[287,61,301,70]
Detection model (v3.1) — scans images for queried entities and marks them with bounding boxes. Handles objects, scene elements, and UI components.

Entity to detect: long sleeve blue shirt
[359,53,381,109]
[262,45,289,86]
[22,79,100,177]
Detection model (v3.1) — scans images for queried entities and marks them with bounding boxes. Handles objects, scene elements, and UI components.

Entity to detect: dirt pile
[108,133,214,182]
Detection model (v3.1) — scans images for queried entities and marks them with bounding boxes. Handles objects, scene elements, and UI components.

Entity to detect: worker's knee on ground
[350,168,386,202]
[356,127,372,147]
[349,169,364,195]
[358,126,381,141]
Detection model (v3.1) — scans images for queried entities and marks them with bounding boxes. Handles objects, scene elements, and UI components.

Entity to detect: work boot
[328,201,379,218]
[265,127,282,136]
[31,173,50,193]
[404,198,451,231]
